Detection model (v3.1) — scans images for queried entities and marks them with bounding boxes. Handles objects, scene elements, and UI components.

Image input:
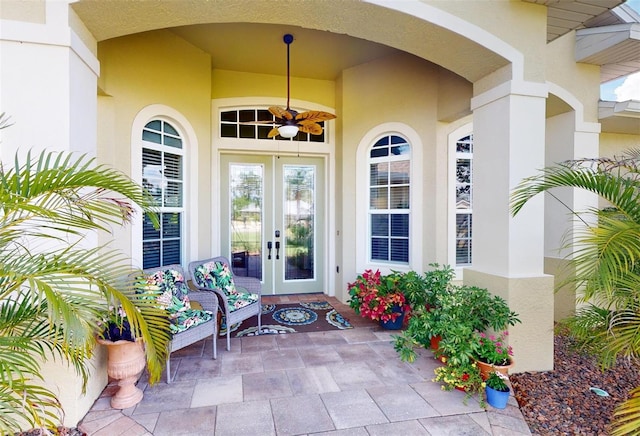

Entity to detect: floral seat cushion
[145,269,213,334]
[192,261,259,311]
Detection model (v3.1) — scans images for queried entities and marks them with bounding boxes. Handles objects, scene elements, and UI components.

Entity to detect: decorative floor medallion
[220,301,353,337]
[272,307,318,326]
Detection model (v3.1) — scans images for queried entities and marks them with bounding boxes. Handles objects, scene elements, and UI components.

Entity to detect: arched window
[454,134,473,266]
[141,119,184,268]
[368,135,410,263]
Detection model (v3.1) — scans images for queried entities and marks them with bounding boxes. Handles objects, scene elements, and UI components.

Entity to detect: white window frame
[131,105,198,269]
[368,134,411,265]
[448,123,474,276]
[141,121,185,269]
[355,123,423,275]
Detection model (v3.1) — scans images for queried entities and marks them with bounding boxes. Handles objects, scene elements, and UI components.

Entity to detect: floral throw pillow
[193,261,238,295]
[145,269,213,334]
[193,261,259,312]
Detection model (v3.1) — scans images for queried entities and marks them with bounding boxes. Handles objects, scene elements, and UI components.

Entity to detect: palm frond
[612,386,640,435]
[0,147,168,432]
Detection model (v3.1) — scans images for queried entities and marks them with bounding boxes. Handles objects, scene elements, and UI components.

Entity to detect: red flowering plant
[474,330,514,365]
[347,269,409,323]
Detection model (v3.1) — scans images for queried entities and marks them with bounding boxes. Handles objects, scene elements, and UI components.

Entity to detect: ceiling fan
[252,34,336,139]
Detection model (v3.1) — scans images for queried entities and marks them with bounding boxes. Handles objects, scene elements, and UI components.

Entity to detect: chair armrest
[234,276,262,295]
[189,290,219,313]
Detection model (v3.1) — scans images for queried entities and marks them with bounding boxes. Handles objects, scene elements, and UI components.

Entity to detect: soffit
[522,0,624,42]
[599,100,640,134]
[71,0,508,83]
[576,23,640,82]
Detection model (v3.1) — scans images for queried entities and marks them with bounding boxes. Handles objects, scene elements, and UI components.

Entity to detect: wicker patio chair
[188,256,262,351]
[140,264,218,383]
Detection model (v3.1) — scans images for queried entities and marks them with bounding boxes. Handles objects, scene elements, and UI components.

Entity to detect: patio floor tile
[243,370,293,401]
[220,351,263,375]
[367,384,440,421]
[261,348,305,371]
[191,375,243,407]
[215,400,276,435]
[153,406,216,436]
[321,389,388,429]
[418,414,491,435]
[174,355,222,381]
[271,394,335,435]
[365,419,430,435]
[286,366,341,395]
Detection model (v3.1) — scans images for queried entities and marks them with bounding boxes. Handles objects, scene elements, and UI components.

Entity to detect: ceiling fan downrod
[284,33,294,111]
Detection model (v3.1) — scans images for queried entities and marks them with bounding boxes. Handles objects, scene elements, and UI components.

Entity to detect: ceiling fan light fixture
[278,125,299,138]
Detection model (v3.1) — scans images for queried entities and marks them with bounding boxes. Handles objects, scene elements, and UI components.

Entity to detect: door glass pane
[283,165,315,280]
[230,164,263,280]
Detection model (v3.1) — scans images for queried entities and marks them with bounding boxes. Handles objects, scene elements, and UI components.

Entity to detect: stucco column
[0,0,99,159]
[467,81,555,372]
[0,0,104,426]
[545,112,600,321]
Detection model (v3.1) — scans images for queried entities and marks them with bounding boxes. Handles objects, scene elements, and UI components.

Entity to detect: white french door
[220,154,325,294]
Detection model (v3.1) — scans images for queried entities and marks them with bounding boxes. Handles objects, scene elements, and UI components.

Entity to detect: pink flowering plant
[474,330,513,365]
[348,269,408,323]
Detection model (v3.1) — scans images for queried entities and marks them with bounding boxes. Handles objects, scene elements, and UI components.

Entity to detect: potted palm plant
[0,112,171,434]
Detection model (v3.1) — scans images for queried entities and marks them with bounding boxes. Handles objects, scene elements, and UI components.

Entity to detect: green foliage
[485,371,509,392]
[0,117,171,433]
[511,150,640,435]
[397,270,429,309]
[395,276,520,367]
[347,269,407,322]
[433,361,485,405]
[422,263,455,309]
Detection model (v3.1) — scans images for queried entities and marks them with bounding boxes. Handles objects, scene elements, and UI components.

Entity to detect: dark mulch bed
[511,334,640,435]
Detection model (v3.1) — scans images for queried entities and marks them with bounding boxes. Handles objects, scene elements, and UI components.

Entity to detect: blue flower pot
[379,305,405,330]
[485,385,510,409]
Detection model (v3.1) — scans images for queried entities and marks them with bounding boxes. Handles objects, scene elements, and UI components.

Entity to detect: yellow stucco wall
[97,30,213,260]
[211,70,334,108]
[600,132,640,157]
[546,32,601,123]
[338,52,451,300]
[435,0,547,84]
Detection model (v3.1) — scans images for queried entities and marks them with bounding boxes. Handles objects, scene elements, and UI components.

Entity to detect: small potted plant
[433,360,485,405]
[484,370,511,409]
[473,330,515,379]
[348,269,409,329]
[96,305,147,409]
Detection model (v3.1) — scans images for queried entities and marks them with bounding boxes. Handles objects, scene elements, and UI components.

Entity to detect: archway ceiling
[72,0,510,83]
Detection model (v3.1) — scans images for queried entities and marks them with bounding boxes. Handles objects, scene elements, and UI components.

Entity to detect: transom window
[368,135,410,263]
[220,109,327,142]
[141,120,184,269]
[455,134,473,266]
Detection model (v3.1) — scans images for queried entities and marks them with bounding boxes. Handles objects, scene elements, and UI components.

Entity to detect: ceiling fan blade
[269,106,293,120]
[298,122,324,135]
[295,110,336,123]
[267,127,281,138]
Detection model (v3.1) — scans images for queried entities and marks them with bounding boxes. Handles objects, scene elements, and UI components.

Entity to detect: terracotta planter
[476,359,514,381]
[430,335,442,351]
[98,338,146,409]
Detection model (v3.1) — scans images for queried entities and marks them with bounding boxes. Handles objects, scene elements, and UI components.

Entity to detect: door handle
[275,241,280,260]
[267,241,272,260]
